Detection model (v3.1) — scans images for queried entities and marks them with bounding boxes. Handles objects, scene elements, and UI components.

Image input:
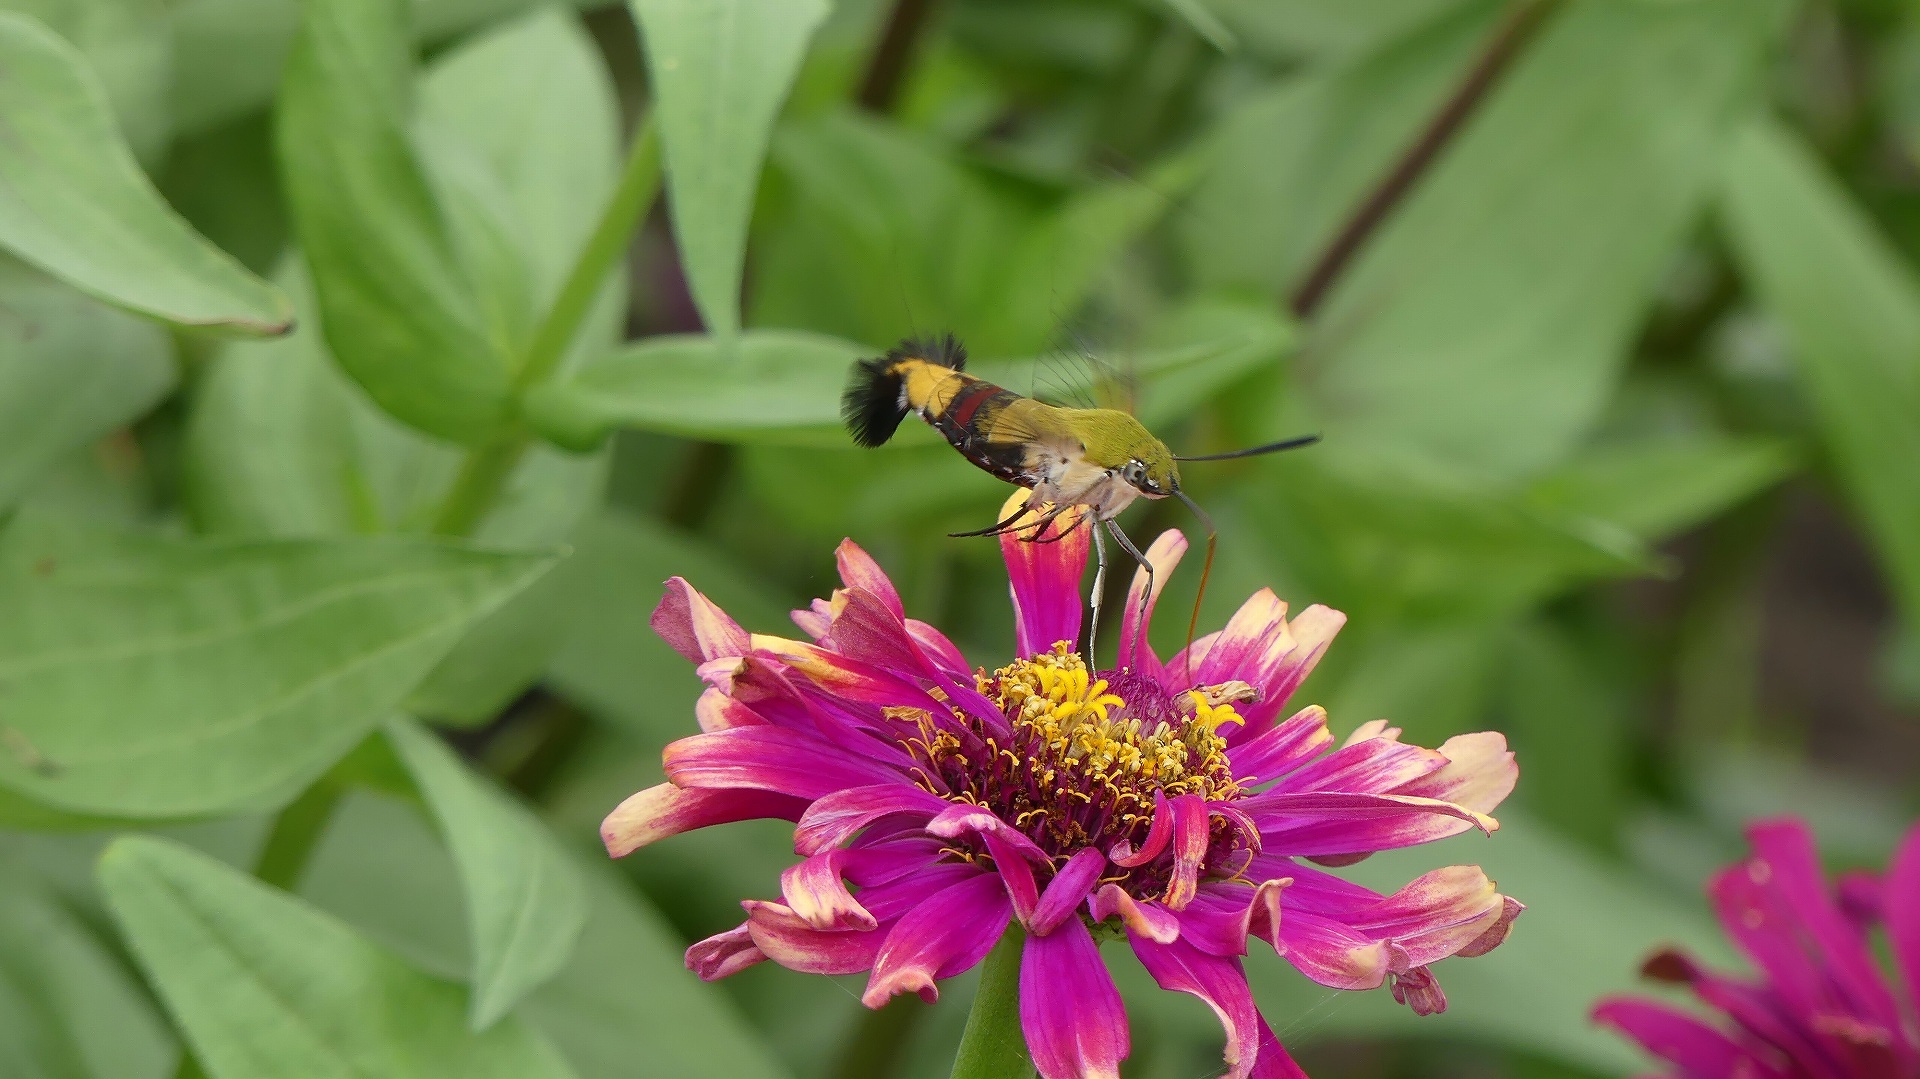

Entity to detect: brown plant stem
[858,0,940,113]
[1288,0,1558,318]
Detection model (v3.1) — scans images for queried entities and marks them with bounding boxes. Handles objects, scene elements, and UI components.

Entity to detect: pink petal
[794,784,949,855]
[927,804,1052,865]
[842,836,951,889]
[1389,965,1447,1014]
[1248,1016,1310,1079]
[1110,790,1174,867]
[652,577,750,664]
[1275,909,1391,991]
[1350,865,1515,967]
[1246,791,1497,859]
[1117,528,1187,681]
[1888,822,1920,1012]
[1130,935,1262,1079]
[836,539,904,618]
[907,618,972,674]
[742,900,885,976]
[695,688,764,732]
[1267,732,1447,797]
[1744,819,1903,1032]
[782,849,876,931]
[601,784,805,857]
[825,586,1004,731]
[1091,885,1179,944]
[1164,793,1211,910]
[1170,589,1286,690]
[1242,604,1344,731]
[1021,916,1129,1079]
[685,922,766,980]
[749,635,952,716]
[1638,948,1839,1073]
[1030,849,1107,936]
[997,490,1089,658]
[1395,732,1517,817]
[862,874,1013,1007]
[1172,891,1255,956]
[663,727,906,799]
[1593,999,1791,1079]
[1228,706,1333,787]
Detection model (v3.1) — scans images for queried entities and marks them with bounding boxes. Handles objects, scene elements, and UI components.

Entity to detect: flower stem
[430,116,661,538]
[949,923,1033,1079]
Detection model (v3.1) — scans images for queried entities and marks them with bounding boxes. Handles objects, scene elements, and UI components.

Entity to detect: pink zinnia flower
[1595,817,1920,1079]
[604,494,1523,1078]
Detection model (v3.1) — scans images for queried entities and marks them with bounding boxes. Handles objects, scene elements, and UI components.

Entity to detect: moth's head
[1074,410,1178,498]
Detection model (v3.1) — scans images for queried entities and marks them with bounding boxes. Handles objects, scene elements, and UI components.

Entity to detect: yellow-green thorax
[1059,409,1180,492]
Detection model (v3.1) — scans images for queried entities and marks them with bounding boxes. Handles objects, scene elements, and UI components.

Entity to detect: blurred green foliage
[0,0,1915,1077]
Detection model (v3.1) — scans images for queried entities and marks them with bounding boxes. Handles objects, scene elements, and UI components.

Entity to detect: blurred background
[2,0,1918,1077]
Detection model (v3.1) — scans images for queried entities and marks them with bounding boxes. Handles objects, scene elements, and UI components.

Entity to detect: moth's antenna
[1174,434,1320,462]
[1173,487,1217,687]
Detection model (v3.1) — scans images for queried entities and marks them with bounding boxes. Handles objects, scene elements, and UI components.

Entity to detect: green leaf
[386,719,588,1031]
[1160,0,1236,52]
[276,0,512,444]
[0,259,174,512]
[0,13,291,333]
[754,112,1204,358]
[97,836,580,1079]
[4,0,174,161]
[1179,1,1501,296]
[523,331,867,451]
[1527,434,1797,542]
[0,512,554,818]
[1300,0,1785,479]
[1719,115,1920,623]
[182,262,609,726]
[0,868,173,1079]
[298,790,795,1079]
[628,0,828,339]
[545,508,788,739]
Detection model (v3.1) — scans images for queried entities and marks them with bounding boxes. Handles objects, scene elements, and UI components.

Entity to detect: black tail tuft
[843,356,910,448]
[842,335,968,448]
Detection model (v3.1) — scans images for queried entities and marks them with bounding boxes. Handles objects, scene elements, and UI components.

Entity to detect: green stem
[950,924,1033,1079]
[515,116,660,393]
[252,779,344,892]
[430,116,662,538]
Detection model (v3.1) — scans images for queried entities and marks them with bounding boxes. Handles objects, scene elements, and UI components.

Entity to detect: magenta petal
[1130,935,1261,1079]
[1030,849,1107,936]
[1888,822,1920,1009]
[862,874,1013,1006]
[694,688,764,732]
[1165,794,1211,910]
[652,577,750,664]
[1228,706,1333,786]
[686,922,766,980]
[907,617,972,674]
[1091,885,1179,943]
[1275,909,1391,991]
[1744,819,1904,1031]
[795,784,948,855]
[1267,733,1446,797]
[663,728,906,800]
[1117,529,1187,681]
[1349,865,1514,967]
[602,783,805,857]
[835,539,905,618]
[1021,916,1129,1079]
[781,849,876,931]
[1394,732,1517,816]
[1171,589,1286,691]
[1248,1016,1310,1079]
[742,900,885,976]
[1593,999,1791,1079]
[998,493,1089,657]
[927,804,1052,865]
[1111,790,1174,867]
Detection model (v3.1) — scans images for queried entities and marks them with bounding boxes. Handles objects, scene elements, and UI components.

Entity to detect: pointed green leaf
[0,13,290,333]
[0,870,173,1079]
[276,0,512,444]
[98,836,579,1079]
[0,259,174,512]
[297,790,793,1079]
[387,719,587,1031]
[1303,0,1785,479]
[0,513,554,818]
[628,0,828,338]
[1719,116,1920,622]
